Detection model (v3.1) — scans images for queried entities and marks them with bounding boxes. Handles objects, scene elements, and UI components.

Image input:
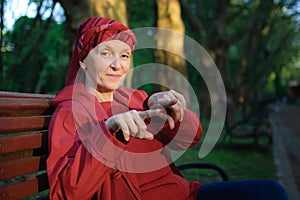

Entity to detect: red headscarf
[65,17,137,86]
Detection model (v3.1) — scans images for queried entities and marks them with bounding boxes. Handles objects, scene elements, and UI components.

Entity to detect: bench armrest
[177,162,229,181]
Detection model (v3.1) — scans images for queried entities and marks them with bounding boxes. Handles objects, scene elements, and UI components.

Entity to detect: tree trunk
[155,0,190,104]
[58,0,128,45]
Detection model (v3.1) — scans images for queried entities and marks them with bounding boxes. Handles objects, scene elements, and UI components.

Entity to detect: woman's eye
[121,54,130,59]
[100,51,110,57]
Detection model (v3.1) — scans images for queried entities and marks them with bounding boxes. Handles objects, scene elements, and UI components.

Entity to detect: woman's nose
[110,57,121,70]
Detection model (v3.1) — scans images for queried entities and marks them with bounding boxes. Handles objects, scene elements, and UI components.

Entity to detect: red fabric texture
[47,83,203,199]
[65,17,137,86]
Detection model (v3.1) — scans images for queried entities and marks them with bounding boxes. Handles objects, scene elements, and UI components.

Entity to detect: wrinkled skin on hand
[105,90,186,142]
[147,90,186,122]
[105,109,174,141]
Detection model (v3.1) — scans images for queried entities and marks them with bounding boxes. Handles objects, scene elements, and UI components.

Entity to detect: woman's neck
[85,86,113,102]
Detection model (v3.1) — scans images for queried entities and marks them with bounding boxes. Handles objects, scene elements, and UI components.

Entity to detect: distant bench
[222,99,273,148]
[288,85,300,101]
[0,91,228,199]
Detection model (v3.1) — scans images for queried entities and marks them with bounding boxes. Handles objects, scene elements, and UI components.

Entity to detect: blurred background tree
[0,0,299,116]
[1,0,69,94]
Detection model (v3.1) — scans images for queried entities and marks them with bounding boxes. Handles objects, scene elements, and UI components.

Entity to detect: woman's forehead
[96,40,132,51]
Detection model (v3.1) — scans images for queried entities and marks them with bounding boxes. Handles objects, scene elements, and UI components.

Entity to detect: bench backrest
[0,91,54,199]
[0,91,229,199]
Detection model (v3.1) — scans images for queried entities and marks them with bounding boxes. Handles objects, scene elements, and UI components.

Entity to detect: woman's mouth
[106,74,122,79]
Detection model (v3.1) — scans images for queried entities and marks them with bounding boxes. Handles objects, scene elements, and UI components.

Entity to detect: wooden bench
[0,91,228,199]
[0,91,54,199]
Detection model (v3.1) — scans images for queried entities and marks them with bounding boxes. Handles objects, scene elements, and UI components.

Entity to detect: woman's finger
[138,109,176,129]
[148,91,178,109]
[132,112,153,140]
[138,110,151,120]
[124,113,139,136]
[136,130,154,140]
[165,114,175,129]
[154,98,178,109]
[138,109,162,120]
[170,101,182,122]
[170,90,186,110]
[117,119,131,141]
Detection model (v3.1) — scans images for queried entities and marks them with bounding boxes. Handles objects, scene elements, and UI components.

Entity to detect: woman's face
[81,40,132,93]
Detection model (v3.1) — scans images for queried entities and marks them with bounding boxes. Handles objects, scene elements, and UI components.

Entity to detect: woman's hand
[147,90,186,123]
[105,109,173,141]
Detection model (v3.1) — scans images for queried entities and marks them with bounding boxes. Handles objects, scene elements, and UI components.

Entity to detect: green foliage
[1,16,69,94]
[38,20,69,94]
[1,0,299,102]
[128,0,155,28]
[182,0,300,109]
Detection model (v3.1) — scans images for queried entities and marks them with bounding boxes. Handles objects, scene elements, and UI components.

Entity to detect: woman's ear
[79,61,87,70]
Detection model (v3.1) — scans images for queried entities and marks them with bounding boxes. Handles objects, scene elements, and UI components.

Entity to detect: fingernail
[147,132,153,140]
[169,122,175,129]
[124,134,129,141]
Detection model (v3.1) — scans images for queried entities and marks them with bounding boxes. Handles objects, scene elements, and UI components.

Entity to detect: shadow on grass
[175,139,277,183]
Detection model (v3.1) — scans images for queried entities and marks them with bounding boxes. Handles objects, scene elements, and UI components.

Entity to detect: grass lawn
[174,134,278,183]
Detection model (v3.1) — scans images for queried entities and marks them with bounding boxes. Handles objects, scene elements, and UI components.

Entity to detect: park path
[269,104,300,200]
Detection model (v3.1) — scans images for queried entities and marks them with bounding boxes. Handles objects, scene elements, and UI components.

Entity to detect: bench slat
[0,132,47,154]
[0,150,34,162]
[0,92,52,199]
[0,91,54,99]
[0,98,53,117]
[0,156,47,180]
[0,173,49,199]
[0,116,51,134]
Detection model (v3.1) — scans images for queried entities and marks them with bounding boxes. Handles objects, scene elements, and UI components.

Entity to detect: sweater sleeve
[47,106,127,199]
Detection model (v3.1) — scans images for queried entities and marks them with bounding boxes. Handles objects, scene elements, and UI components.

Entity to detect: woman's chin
[96,84,122,93]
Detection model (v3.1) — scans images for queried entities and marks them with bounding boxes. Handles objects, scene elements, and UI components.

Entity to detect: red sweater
[47,83,203,200]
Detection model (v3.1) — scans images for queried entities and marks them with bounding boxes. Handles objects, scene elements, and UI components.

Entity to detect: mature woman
[47,17,288,200]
